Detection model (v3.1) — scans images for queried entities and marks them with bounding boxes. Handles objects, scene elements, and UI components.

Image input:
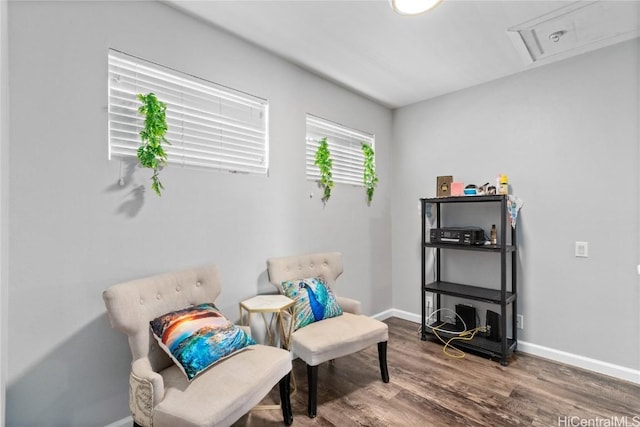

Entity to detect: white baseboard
[372,308,395,321]
[386,308,421,324]
[517,341,640,385]
[104,416,132,427]
[386,309,640,385]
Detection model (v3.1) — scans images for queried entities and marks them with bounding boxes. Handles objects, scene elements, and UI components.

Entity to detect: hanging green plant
[314,137,334,204]
[362,143,378,205]
[137,92,170,196]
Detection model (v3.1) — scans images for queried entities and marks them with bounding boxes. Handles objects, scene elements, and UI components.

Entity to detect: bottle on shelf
[490,224,497,245]
[499,174,509,195]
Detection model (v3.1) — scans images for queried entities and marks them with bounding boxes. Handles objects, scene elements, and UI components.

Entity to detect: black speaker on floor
[455,304,476,331]
[486,310,502,342]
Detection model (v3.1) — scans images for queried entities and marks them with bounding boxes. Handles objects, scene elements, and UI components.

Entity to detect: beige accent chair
[103,264,293,427]
[266,252,389,418]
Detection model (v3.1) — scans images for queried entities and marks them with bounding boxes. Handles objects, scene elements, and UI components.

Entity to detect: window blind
[305,114,375,186]
[108,49,269,175]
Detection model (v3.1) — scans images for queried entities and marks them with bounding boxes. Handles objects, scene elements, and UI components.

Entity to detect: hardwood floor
[234,317,640,426]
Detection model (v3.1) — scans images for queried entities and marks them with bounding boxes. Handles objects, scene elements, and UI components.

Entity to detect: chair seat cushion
[153,344,291,427]
[291,312,388,366]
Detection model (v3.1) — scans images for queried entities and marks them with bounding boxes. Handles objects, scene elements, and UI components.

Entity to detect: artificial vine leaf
[314,137,334,204]
[151,172,164,197]
[362,143,378,204]
[137,93,170,196]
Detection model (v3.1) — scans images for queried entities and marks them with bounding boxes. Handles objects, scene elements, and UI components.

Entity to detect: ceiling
[165,0,640,109]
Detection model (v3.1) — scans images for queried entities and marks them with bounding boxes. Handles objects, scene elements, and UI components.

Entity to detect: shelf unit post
[500,195,508,365]
[421,199,427,341]
[435,202,442,323]
[511,207,518,352]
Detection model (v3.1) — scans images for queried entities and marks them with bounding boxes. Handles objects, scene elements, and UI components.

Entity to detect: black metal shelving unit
[420,194,517,365]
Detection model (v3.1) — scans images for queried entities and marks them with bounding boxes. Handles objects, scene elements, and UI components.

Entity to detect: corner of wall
[0,0,9,423]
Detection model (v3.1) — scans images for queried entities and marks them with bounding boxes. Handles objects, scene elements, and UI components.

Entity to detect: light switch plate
[575,241,588,258]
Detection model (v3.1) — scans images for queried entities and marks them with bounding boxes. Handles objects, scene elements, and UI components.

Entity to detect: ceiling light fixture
[390,0,443,16]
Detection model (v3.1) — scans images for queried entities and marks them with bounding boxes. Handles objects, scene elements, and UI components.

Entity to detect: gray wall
[392,39,640,371]
[1,0,8,424]
[6,1,392,425]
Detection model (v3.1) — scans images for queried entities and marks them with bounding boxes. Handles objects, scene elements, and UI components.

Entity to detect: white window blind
[305,114,375,186]
[108,49,269,175]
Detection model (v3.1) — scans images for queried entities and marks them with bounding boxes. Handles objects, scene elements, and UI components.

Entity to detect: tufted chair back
[103,264,222,373]
[266,252,343,290]
[265,251,389,419]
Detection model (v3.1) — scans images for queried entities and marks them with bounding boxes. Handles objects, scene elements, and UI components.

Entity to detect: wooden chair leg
[306,364,318,418]
[279,372,293,425]
[378,341,390,383]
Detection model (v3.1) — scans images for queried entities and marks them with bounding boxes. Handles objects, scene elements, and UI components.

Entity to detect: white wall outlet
[575,241,588,258]
[516,314,524,330]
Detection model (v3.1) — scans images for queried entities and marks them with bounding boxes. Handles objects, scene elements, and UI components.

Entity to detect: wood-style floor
[234,317,640,426]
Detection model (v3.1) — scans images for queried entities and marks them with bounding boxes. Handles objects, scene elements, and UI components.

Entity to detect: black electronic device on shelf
[486,310,502,342]
[430,227,485,246]
[455,304,477,330]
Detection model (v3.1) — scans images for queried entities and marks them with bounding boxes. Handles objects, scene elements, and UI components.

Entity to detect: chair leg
[378,341,390,383]
[279,372,293,425]
[306,364,318,418]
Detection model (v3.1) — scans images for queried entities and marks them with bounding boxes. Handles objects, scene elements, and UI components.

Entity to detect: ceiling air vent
[507,0,640,64]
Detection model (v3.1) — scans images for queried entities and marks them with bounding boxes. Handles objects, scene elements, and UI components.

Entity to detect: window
[108,49,269,175]
[305,114,375,186]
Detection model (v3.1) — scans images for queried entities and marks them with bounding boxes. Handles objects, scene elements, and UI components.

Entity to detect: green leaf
[362,143,378,205]
[137,92,170,196]
[314,137,334,204]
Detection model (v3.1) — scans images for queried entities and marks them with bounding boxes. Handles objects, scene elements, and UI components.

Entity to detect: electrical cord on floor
[419,308,487,359]
[433,324,486,359]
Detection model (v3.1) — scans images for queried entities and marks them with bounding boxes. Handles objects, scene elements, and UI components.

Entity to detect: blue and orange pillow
[150,303,255,380]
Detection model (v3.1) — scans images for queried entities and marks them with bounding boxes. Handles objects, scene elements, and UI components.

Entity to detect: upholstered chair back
[103,265,222,373]
[267,252,343,290]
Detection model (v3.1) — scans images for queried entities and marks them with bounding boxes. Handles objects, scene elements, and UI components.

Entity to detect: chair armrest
[130,357,164,427]
[336,296,362,315]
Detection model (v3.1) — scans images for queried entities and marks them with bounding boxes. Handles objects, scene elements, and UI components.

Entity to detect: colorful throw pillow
[150,303,255,380]
[280,277,343,330]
